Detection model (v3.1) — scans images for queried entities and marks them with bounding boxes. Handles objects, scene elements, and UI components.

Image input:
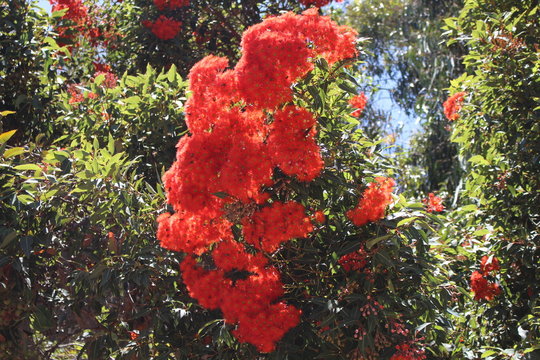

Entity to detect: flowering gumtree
[157,8,450,357]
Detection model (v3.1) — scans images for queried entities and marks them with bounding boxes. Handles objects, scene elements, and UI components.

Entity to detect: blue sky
[37,0,51,12]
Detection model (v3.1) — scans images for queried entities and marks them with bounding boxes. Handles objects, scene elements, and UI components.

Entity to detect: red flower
[480,256,500,274]
[235,9,358,109]
[49,0,88,24]
[347,177,396,226]
[299,0,342,7]
[349,92,368,117]
[157,10,360,352]
[423,193,444,212]
[339,246,368,272]
[313,210,326,224]
[390,343,427,360]
[94,70,117,88]
[470,271,501,301]
[93,62,111,73]
[242,201,314,253]
[153,0,189,10]
[144,15,182,40]
[267,106,323,182]
[443,92,466,121]
[68,84,84,104]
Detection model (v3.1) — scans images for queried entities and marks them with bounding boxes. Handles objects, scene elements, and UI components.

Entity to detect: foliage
[345,0,465,194]
[55,64,187,181]
[0,0,538,358]
[0,1,62,141]
[435,0,540,358]
[105,0,304,76]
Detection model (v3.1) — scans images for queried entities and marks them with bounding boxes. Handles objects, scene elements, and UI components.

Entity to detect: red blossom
[349,92,367,117]
[423,193,444,212]
[443,91,466,121]
[93,62,111,73]
[470,270,501,301]
[157,10,360,352]
[346,177,396,226]
[144,15,182,40]
[49,0,88,24]
[299,0,343,7]
[480,255,500,274]
[267,106,323,182]
[68,84,84,104]
[390,342,427,360]
[242,201,314,253]
[94,70,118,88]
[235,9,358,109]
[153,0,189,10]
[313,210,326,224]
[339,246,368,272]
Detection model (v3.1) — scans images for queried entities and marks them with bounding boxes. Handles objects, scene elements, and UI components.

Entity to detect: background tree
[435,0,540,357]
[344,0,465,195]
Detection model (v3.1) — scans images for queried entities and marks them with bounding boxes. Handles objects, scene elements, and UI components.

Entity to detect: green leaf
[17,194,35,204]
[366,234,392,249]
[51,8,68,18]
[338,81,358,94]
[473,229,490,236]
[468,155,489,165]
[94,74,106,86]
[32,306,53,331]
[123,96,141,105]
[14,164,42,171]
[0,231,17,249]
[415,322,432,332]
[20,236,34,256]
[0,130,17,145]
[0,111,16,117]
[481,350,497,358]
[43,37,59,49]
[198,319,222,336]
[107,133,115,155]
[397,217,418,227]
[167,64,178,82]
[460,204,478,212]
[3,147,25,158]
[212,192,229,199]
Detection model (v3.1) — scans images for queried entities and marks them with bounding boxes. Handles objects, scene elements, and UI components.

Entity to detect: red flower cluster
[243,202,313,253]
[313,210,326,224]
[470,256,501,301]
[443,91,466,121]
[50,0,88,24]
[349,92,368,117]
[94,70,118,89]
[181,241,301,353]
[339,246,368,272]
[480,255,500,273]
[143,15,182,40]
[390,343,427,360]
[157,10,358,352]
[154,0,189,10]
[347,177,396,226]
[268,106,323,182]
[49,0,114,48]
[236,8,358,109]
[299,0,342,7]
[423,193,444,212]
[67,84,97,104]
